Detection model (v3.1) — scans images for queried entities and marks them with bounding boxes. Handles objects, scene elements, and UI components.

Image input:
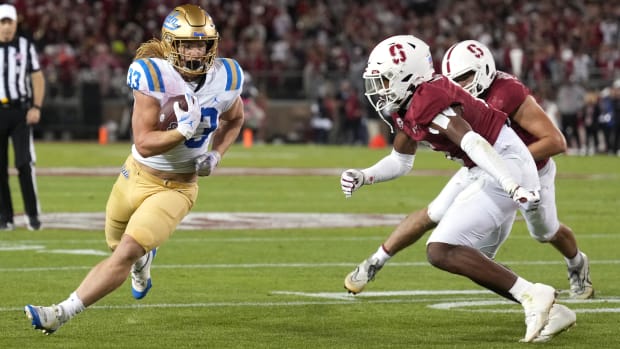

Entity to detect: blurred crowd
[9,0,620,153]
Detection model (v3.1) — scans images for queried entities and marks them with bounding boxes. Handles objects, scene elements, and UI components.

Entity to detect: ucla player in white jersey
[24,4,244,335]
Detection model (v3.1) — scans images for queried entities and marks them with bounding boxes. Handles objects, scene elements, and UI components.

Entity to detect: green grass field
[1,142,619,348]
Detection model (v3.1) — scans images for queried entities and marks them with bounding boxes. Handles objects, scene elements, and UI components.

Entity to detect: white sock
[565,250,583,269]
[371,245,392,266]
[508,277,534,303]
[58,291,85,320]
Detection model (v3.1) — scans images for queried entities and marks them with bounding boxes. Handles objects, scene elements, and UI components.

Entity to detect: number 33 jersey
[126,57,244,173]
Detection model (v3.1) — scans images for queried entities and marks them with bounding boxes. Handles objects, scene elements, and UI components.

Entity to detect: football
[158,95,188,131]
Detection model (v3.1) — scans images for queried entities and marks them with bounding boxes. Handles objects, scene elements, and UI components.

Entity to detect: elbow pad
[361,149,415,184]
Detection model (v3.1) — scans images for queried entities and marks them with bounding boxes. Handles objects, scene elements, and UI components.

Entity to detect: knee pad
[528,226,556,242]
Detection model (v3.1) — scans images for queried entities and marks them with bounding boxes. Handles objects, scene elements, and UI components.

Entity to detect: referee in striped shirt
[0,4,45,231]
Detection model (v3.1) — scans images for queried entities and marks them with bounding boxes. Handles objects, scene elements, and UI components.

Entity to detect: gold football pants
[105,155,198,252]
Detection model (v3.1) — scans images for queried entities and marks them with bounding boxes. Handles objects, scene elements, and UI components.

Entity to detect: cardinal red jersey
[394,75,508,168]
[484,71,548,169]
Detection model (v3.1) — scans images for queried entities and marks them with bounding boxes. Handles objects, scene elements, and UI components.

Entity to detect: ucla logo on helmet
[163,12,180,30]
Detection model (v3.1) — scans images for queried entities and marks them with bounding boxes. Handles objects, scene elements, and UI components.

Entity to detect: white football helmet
[363,35,435,114]
[441,40,496,97]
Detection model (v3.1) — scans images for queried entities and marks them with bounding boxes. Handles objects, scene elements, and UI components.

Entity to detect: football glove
[510,186,541,211]
[341,169,365,198]
[195,151,221,176]
[175,93,201,140]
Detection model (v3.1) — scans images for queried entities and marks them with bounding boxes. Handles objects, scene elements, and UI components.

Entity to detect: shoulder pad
[127,58,171,93]
[216,58,244,91]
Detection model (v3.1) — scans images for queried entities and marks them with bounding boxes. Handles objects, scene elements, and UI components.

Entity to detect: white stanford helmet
[364,35,435,114]
[441,40,496,97]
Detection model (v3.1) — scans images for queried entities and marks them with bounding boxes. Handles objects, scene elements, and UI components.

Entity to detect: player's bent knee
[529,229,555,243]
[426,242,452,270]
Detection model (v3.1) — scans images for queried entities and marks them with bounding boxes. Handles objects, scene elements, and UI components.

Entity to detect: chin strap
[372,86,415,134]
[376,110,394,134]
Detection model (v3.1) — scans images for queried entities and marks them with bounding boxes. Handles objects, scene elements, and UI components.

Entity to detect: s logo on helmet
[389,43,406,64]
[466,43,484,58]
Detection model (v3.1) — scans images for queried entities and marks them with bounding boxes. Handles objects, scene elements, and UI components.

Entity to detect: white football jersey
[126,57,244,173]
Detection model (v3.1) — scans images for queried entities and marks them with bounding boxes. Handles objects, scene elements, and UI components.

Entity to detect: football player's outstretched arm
[131,91,188,157]
[341,131,417,197]
[512,95,567,160]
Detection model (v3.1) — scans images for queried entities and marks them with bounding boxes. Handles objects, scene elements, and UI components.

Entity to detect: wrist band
[32,104,41,110]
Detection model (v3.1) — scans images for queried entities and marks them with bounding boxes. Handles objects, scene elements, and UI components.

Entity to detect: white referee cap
[0,4,16,21]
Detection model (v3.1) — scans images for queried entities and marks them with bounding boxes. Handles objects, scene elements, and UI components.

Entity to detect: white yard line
[1,259,619,272]
[3,292,618,313]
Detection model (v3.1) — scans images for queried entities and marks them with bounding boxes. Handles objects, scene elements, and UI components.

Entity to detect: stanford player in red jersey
[340,35,575,343]
[363,39,593,302]
[443,41,592,299]
[393,74,507,168]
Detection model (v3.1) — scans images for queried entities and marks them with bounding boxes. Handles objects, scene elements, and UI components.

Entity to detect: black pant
[0,108,39,223]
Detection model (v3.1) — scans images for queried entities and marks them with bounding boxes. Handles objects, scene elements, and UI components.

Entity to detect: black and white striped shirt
[0,34,40,107]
